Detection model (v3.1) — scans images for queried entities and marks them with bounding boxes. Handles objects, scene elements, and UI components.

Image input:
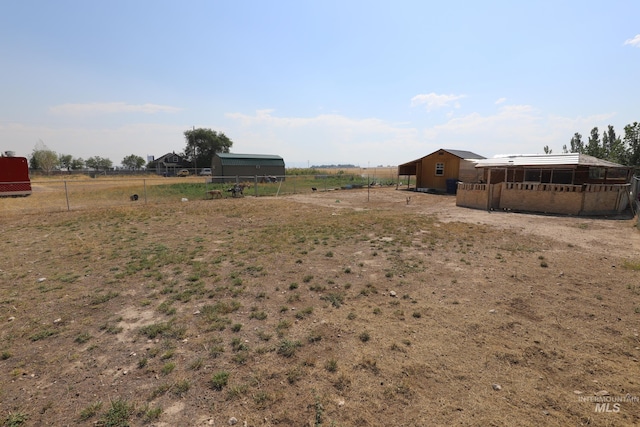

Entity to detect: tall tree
[121,154,146,170]
[543,145,552,154]
[183,128,233,169]
[624,122,640,167]
[30,140,59,174]
[605,125,627,165]
[569,132,583,153]
[585,127,602,158]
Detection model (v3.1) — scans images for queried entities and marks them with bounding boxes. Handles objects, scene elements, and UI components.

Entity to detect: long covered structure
[456,153,634,216]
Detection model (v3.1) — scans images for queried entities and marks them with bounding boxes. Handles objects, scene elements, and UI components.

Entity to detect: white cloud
[624,34,640,47]
[49,102,182,115]
[419,104,616,156]
[495,97,507,105]
[0,121,186,163]
[225,110,420,166]
[410,93,466,112]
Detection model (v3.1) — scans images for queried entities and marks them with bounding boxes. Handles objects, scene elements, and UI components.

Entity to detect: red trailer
[0,156,32,197]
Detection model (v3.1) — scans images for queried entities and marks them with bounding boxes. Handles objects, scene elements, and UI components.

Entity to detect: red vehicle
[0,156,32,197]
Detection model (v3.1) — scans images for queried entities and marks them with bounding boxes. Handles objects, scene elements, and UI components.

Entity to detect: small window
[435,163,444,176]
[172,156,179,163]
[589,167,605,180]
[551,169,573,184]
[606,168,627,180]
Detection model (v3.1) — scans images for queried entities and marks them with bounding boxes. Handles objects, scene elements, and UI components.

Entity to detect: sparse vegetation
[99,398,133,427]
[1,185,637,426]
[210,371,230,391]
[324,358,338,373]
[79,401,103,421]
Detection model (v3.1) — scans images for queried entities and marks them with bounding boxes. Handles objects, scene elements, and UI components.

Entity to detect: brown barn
[398,149,485,193]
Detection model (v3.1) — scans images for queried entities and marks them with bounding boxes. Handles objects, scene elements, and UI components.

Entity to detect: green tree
[121,154,146,170]
[71,157,85,170]
[183,128,233,169]
[59,154,85,172]
[543,145,552,154]
[604,125,627,165]
[30,141,59,174]
[86,156,113,171]
[585,127,602,158]
[569,132,584,153]
[59,154,73,172]
[624,122,640,167]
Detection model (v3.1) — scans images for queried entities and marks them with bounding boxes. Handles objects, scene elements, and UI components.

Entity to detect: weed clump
[210,371,229,390]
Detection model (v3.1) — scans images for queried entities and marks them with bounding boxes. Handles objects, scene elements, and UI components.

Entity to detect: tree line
[544,122,640,167]
[29,140,146,174]
[28,128,233,175]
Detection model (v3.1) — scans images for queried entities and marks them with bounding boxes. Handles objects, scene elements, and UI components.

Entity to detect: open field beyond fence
[1,169,412,215]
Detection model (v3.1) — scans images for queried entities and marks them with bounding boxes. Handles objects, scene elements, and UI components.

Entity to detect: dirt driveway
[289,186,640,259]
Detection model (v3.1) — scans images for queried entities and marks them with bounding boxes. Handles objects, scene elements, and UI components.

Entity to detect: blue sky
[1,0,639,167]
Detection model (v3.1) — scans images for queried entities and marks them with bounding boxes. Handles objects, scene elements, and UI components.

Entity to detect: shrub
[325,359,338,372]
[277,339,302,358]
[210,371,229,390]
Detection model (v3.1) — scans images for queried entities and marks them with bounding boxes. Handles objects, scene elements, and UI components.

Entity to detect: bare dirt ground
[292,188,640,259]
[1,187,640,426]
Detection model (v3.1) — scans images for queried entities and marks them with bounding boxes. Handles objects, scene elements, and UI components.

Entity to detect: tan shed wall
[455,183,488,209]
[456,182,630,215]
[417,151,461,190]
[499,184,583,215]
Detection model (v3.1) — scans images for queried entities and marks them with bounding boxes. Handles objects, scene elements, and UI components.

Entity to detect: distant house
[398,149,485,193]
[211,153,285,182]
[456,153,634,216]
[152,152,193,176]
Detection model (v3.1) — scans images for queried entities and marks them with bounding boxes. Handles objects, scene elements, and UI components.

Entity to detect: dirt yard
[1,187,639,426]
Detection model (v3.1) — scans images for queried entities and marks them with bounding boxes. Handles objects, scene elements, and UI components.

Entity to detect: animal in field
[311,187,317,192]
[227,184,245,198]
[206,189,223,199]
[130,194,139,201]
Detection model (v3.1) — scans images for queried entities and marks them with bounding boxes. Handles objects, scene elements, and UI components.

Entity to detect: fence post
[254,175,258,197]
[64,180,70,211]
[143,179,147,204]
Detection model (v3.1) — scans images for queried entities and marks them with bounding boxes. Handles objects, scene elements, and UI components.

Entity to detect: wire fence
[1,173,410,216]
[632,175,640,225]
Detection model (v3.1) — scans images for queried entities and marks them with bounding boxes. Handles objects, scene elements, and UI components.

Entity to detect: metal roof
[475,153,629,168]
[216,153,284,167]
[398,148,485,167]
[442,149,486,160]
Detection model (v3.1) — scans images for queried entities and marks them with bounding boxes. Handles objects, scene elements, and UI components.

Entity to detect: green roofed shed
[211,153,285,182]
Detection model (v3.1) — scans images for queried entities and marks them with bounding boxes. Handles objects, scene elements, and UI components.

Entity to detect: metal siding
[475,153,629,168]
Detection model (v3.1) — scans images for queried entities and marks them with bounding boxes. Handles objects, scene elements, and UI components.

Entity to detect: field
[1,169,404,215]
[1,185,640,426]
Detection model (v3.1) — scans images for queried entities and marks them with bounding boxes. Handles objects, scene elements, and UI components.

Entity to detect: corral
[1,185,639,426]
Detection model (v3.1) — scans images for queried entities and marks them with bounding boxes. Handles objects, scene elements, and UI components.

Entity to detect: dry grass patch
[1,189,639,426]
